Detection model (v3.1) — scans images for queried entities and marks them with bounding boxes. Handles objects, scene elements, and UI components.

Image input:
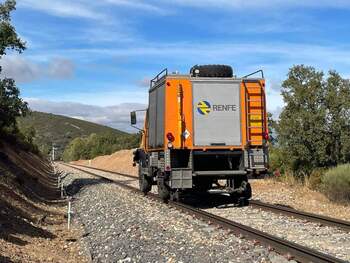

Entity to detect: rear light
[167,132,175,142]
[262,132,269,140]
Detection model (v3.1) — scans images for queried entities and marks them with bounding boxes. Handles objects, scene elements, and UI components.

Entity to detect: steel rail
[250,200,350,232]
[66,163,350,232]
[61,163,137,180]
[60,163,346,263]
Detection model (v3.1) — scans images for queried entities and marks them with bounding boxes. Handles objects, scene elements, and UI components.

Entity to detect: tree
[323,71,350,164]
[0,0,27,133]
[277,65,350,174]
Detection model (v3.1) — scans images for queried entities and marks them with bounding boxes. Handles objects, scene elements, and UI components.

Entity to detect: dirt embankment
[73,149,350,221]
[0,142,88,263]
[72,149,138,176]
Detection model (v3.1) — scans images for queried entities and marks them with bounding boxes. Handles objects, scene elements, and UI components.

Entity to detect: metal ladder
[243,80,267,168]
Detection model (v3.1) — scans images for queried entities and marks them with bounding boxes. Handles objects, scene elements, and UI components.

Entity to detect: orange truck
[131,65,268,204]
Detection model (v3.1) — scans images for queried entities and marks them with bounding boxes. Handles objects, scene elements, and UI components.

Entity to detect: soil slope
[0,142,87,263]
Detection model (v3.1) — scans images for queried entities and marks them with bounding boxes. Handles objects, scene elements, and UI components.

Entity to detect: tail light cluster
[166,132,175,149]
[166,132,175,142]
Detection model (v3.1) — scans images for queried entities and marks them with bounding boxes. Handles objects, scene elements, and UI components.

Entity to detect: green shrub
[321,164,350,202]
[307,168,325,190]
[268,146,287,175]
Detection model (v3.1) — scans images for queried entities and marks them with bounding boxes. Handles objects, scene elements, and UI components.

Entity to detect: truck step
[248,106,263,109]
[247,93,263,96]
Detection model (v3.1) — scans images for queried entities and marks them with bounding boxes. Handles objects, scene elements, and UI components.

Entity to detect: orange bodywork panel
[165,78,193,149]
[144,76,267,152]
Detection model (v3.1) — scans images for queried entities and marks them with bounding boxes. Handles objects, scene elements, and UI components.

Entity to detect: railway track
[66,163,350,232]
[59,162,348,263]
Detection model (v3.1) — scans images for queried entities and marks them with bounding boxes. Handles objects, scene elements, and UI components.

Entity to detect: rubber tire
[139,166,152,194]
[190,64,233,78]
[230,176,251,206]
[244,182,252,199]
[157,172,170,202]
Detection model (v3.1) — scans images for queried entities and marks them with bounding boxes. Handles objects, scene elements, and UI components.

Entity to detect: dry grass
[252,176,350,221]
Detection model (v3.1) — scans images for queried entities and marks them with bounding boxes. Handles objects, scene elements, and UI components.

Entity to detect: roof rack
[150,68,168,89]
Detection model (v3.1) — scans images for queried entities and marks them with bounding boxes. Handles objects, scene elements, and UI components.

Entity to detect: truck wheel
[244,182,252,199]
[157,171,170,202]
[190,64,233,78]
[229,176,251,206]
[139,166,152,194]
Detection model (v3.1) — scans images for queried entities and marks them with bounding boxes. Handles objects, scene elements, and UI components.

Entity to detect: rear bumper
[193,170,247,176]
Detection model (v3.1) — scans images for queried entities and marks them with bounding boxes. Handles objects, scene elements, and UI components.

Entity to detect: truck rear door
[192,79,242,146]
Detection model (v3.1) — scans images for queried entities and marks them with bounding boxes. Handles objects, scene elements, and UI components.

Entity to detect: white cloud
[26,98,147,133]
[137,77,151,88]
[0,55,75,83]
[18,0,107,20]
[47,58,75,79]
[267,79,283,93]
[0,56,41,83]
[18,0,166,21]
[102,0,165,13]
[164,0,350,9]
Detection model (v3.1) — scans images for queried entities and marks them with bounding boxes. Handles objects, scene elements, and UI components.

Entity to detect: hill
[17,111,131,159]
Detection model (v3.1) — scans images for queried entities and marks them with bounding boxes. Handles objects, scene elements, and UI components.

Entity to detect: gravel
[205,205,350,261]
[57,164,291,263]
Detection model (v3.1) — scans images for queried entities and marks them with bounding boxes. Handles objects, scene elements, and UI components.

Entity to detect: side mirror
[130,111,137,125]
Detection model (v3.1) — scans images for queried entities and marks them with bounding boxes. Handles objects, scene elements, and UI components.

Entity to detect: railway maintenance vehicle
[131,65,268,204]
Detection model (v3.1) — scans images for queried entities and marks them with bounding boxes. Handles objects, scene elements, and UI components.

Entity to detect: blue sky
[3,0,350,131]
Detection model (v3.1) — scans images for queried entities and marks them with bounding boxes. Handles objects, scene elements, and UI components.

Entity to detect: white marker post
[67,200,72,230]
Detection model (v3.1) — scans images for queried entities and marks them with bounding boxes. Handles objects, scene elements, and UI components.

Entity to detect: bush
[321,164,350,202]
[306,168,325,190]
[268,146,287,175]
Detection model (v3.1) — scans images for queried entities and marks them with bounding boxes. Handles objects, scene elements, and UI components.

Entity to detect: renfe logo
[197,100,237,115]
[197,100,211,115]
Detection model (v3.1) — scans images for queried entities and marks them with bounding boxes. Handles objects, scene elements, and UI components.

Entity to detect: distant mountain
[17,111,130,159]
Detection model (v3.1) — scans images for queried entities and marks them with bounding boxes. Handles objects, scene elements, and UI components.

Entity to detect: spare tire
[190,64,233,78]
